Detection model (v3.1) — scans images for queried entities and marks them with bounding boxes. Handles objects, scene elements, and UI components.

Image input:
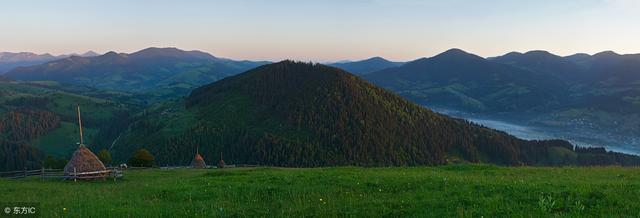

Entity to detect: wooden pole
[77,105,84,145]
[41,167,44,181]
[74,167,77,182]
[23,167,27,179]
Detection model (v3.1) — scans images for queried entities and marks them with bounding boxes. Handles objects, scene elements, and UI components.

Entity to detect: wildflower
[379,189,382,192]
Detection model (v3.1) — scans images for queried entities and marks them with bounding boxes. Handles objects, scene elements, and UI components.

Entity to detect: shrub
[97,149,112,166]
[128,148,155,167]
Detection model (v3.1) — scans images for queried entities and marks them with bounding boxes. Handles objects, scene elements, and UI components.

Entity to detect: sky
[1,0,639,62]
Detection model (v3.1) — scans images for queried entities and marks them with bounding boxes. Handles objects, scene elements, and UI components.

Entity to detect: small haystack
[191,153,207,168]
[64,145,107,178]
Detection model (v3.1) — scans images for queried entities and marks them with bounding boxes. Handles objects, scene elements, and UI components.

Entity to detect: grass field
[1,165,639,217]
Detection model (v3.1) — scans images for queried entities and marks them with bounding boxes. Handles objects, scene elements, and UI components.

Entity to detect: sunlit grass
[1,165,639,217]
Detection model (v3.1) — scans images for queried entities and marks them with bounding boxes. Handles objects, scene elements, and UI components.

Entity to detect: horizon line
[3,47,638,63]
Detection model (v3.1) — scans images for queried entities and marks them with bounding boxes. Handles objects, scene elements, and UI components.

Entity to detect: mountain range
[328,57,404,75]
[365,49,566,112]
[0,51,99,73]
[363,48,640,154]
[4,48,269,98]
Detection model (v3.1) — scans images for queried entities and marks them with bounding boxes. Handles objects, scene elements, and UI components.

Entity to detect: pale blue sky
[1,0,639,61]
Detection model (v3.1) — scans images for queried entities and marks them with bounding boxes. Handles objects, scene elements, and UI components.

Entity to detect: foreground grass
[1,165,639,217]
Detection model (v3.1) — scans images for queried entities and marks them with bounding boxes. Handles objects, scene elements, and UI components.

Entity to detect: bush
[97,149,112,166]
[128,148,155,167]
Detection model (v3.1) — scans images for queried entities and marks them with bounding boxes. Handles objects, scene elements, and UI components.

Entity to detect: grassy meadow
[1,165,639,217]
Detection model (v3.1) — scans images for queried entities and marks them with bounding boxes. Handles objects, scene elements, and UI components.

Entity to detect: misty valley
[429,106,640,155]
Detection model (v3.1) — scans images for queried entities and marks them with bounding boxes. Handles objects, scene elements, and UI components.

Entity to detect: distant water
[427,106,640,155]
[464,118,551,140]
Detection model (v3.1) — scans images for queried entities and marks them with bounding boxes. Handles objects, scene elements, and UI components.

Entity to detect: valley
[429,106,640,155]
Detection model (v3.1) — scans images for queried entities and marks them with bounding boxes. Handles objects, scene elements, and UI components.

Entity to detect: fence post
[23,167,27,179]
[73,167,77,182]
[41,167,45,181]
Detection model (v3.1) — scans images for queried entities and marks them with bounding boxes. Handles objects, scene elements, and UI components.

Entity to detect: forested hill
[114,61,640,167]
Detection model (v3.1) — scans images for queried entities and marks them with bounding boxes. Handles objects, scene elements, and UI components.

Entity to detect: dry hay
[64,145,107,179]
[191,153,207,169]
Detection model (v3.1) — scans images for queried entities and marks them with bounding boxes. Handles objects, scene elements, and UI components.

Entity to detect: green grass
[1,165,639,217]
[32,122,99,157]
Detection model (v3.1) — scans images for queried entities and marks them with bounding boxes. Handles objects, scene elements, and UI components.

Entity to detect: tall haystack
[64,105,107,179]
[64,145,107,177]
[191,153,207,168]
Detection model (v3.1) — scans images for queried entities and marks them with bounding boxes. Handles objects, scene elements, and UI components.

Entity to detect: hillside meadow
[1,165,639,217]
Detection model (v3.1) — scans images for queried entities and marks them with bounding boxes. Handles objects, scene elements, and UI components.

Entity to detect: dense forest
[0,109,60,170]
[113,61,640,167]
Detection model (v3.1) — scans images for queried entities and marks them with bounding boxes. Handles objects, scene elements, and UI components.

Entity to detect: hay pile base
[64,145,107,179]
[191,153,207,169]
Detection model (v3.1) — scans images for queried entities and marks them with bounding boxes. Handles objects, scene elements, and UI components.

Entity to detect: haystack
[191,153,207,168]
[64,145,107,179]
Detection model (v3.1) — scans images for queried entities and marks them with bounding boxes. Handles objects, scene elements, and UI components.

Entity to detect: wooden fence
[0,164,260,180]
[0,167,124,181]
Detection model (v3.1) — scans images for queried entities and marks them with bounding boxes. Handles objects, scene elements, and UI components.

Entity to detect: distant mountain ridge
[365,48,566,112]
[364,48,640,154]
[329,57,404,75]
[4,47,269,97]
[0,51,99,73]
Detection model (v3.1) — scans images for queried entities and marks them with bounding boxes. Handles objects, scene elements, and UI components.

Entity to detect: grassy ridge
[1,165,639,217]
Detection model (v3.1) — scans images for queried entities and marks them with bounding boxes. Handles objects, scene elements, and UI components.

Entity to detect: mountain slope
[113,61,638,167]
[329,57,404,75]
[4,47,268,96]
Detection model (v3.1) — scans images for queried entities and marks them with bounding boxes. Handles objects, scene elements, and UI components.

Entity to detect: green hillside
[1,165,639,217]
[0,81,134,170]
